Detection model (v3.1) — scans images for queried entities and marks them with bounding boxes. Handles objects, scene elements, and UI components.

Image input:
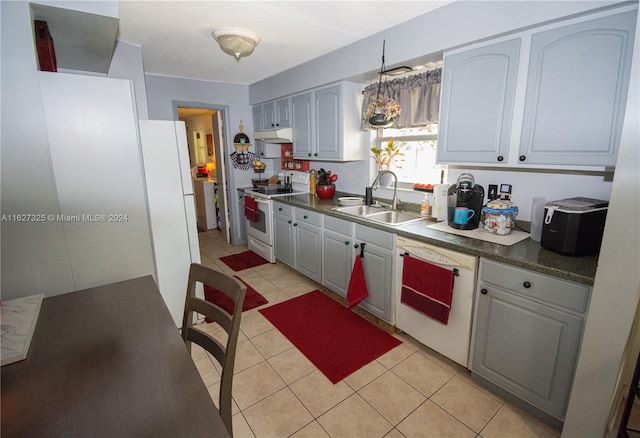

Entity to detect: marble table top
[1,294,44,366]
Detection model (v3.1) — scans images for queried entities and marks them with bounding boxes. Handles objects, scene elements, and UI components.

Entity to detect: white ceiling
[117,1,451,85]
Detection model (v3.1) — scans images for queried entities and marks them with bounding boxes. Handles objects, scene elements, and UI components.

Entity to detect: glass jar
[481,200,519,235]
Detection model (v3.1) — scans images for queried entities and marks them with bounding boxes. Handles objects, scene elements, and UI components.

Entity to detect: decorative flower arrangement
[371,138,404,170]
[363,96,402,126]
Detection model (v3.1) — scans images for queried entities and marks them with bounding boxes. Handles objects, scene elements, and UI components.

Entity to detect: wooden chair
[181,263,246,437]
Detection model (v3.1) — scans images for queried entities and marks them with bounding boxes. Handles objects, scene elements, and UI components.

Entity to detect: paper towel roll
[433,184,450,222]
[530,197,548,242]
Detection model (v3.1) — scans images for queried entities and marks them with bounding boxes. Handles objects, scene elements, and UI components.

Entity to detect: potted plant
[363,96,402,128]
[371,138,404,171]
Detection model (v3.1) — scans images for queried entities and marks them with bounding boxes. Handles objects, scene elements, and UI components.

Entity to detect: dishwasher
[395,235,478,368]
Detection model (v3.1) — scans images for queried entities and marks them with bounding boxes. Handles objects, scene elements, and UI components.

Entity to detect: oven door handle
[254,198,270,205]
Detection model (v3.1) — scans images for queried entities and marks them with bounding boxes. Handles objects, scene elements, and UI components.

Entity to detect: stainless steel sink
[365,210,423,226]
[332,205,423,226]
[333,205,386,216]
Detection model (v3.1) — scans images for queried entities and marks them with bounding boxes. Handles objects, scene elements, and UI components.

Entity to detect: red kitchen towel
[347,255,368,309]
[401,255,455,324]
[244,195,259,222]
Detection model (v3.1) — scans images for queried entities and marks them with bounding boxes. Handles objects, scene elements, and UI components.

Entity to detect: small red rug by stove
[204,276,268,320]
[259,290,402,384]
[219,250,269,271]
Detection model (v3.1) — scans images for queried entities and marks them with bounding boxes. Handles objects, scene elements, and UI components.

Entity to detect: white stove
[244,171,309,262]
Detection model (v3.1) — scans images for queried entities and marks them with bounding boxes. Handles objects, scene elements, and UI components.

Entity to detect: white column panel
[38,72,154,290]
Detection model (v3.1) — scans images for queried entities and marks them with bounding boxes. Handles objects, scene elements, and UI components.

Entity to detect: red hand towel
[401,255,455,324]
[347,255,368,309]
[244,195,259,222]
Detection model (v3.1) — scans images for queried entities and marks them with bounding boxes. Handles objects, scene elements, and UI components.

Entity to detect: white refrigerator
[138,121,201,326]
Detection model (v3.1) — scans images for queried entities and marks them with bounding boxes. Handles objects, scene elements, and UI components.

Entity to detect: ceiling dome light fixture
[212,27,261,62]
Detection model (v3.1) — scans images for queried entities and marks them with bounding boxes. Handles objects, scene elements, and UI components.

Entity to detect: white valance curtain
[361,68,442,130]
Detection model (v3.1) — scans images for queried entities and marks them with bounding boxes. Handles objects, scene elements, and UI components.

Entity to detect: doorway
[175,104,233,244]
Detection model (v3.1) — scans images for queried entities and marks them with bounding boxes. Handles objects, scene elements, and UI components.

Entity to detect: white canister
[530,197,548,242]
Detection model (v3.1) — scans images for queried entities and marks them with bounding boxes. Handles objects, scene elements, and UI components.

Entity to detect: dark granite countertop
[269,193,598,286]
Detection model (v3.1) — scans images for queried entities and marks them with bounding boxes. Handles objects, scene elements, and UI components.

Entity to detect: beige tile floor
[195,229,562,438]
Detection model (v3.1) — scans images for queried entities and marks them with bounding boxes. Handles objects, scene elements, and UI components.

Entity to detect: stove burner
[254,185,292,195]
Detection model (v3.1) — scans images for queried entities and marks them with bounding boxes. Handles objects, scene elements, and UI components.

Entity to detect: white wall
[108,41,149,120]
[562,7,640,436]
[1,1,75,296]
[249,1,618,104]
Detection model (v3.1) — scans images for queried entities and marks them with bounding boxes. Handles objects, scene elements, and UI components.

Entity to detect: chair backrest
[181,263,246,437]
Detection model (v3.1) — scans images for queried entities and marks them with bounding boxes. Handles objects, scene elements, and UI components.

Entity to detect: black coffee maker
[447,173,484,230]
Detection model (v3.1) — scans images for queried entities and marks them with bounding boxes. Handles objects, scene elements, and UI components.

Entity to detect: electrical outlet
[488,184,498,200]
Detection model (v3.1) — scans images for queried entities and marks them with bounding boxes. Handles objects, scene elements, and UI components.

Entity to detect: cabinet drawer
[480,259,590,313]
[295,208,322,226]
[324,215,353,235]
[273,202,293,217]
[355,224,393,250]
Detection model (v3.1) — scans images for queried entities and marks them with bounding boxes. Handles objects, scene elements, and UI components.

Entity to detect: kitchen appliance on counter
[482,199,519,235]
[395,236,478,367]
[541,197,608,256]
[447,173,484,230]
[244,171,309,262]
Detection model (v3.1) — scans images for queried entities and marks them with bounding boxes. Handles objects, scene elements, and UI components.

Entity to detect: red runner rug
[219,250,269,271]
[259,290,402,384]
[204,276,268,320]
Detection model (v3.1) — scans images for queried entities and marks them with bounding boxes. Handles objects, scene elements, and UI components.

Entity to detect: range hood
[253,128,293,144]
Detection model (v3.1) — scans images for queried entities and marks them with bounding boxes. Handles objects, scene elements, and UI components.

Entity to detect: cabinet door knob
[278,207,283,211]
[308,153,312,157]
[303,215,308,219]
[293,223,298,227]
[497,155,504,162]
[287,220,292,224]
[314,153,318,157]
[519,155,527,162]
[481,288,488,295]
[353,243,359,248]
[344,241,350,245]
[523,281,532,289]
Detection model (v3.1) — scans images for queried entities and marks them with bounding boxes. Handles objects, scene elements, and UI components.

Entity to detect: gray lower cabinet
[273,203,322,282]
[471,258,591,423]
[354,224,395,323]
[322,216,355,298]
[273,202,295,267]
[294,209,322,283]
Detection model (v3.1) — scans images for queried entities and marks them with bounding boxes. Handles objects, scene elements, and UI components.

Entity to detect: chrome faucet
[370,170,399,210]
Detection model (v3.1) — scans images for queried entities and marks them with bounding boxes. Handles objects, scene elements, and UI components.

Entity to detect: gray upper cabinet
[263,98,291,129]
[291,82,365,161]
[252,98,291,133]
[519,10,637,166]
[291,92,314,158]
[438,7,636,168]
[438,38,520,164]
[314,85,342,160]
[252,105,264,132]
